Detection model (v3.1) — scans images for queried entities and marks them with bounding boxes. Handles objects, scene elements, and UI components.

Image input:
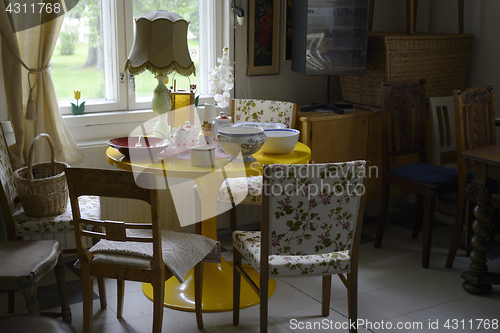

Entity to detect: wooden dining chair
[374,79,461,268]
[66,167,220,333]
[232,162,366,333]
[446,84,499,268]
[429,96,457,166]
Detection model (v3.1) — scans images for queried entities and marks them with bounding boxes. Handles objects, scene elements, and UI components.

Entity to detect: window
[52,0,228,115]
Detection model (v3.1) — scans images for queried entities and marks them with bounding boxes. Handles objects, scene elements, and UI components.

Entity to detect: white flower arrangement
[208,47,234,109]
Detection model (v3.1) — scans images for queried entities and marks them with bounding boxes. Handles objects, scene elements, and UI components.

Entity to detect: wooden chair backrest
[429,96,457,165]
[66,168,162,269]
[380,79,427,172]
[454,85,496,189]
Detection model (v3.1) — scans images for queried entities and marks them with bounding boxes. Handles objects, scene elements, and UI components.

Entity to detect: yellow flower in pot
[71,90,85,115]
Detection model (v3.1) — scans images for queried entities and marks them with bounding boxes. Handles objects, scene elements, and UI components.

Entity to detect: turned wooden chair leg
[20,282,39,316]
[466,201,475,256]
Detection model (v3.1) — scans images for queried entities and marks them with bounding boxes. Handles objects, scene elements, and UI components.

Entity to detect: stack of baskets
[340,32,474,107]
[14,133,70,217]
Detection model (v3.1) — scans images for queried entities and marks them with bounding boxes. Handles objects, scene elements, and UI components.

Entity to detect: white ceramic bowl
[260,129,300,155]
[216,126,267,162]
[232,122,286,130]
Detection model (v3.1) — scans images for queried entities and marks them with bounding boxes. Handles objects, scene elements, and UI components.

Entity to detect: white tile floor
[1,201,499,332]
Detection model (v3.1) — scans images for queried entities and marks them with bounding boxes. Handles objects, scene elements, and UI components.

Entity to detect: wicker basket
[14,133,70,217]
[340,32,474,106]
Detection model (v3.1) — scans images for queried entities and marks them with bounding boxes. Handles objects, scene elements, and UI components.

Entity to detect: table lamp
[124,10,196,137]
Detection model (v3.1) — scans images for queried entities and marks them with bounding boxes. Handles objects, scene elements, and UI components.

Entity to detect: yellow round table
[106,142,311,312]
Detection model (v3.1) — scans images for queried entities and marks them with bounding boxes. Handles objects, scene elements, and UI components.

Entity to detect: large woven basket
[340,32,474,106]
[14,133,70,217]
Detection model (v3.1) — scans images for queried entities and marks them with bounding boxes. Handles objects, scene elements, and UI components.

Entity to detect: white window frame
[197,0,233,106]
[58,0,125,114]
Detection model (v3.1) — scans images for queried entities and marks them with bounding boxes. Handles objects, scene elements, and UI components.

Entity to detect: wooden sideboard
[297,108,417,201]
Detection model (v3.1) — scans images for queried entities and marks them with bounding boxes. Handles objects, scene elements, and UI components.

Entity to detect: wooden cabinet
[297,109,381,200]
[297,109,419,200]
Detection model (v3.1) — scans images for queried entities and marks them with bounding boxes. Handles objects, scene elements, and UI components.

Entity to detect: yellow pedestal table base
[142,257,276,312]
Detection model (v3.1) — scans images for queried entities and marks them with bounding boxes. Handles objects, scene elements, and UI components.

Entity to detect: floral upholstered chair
[232,161,366,333]
[0,124,101,244]
[0,124,102,313]
[217,99,299,223]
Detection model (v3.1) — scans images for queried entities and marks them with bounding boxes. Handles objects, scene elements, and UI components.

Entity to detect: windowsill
[1,95,222,144]
[66,109,161,143]
[1,109,157,144]
[61,94,216,130]
[2,109,155,130]
[62,109,156,128]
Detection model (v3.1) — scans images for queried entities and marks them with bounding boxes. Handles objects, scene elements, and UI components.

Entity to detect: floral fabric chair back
[0,124,101,241]
[265,162,365,257]
[232,99,297,128]
[0,125,17,213]
[233,161,366,329]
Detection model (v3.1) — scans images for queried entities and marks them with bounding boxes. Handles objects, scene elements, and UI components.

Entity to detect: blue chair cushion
[389,163,461,185]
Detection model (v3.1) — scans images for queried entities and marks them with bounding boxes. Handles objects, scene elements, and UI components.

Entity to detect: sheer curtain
[0,3,83,169]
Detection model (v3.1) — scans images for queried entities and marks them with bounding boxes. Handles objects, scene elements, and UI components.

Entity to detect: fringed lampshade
[124,11,196,77]
[124,10,196,136]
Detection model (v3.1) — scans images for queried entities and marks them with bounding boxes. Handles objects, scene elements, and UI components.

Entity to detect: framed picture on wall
[284,0,293,61]
[248,0,280,76]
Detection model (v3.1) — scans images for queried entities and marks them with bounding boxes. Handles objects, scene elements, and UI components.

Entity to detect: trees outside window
[52,0,207,114]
